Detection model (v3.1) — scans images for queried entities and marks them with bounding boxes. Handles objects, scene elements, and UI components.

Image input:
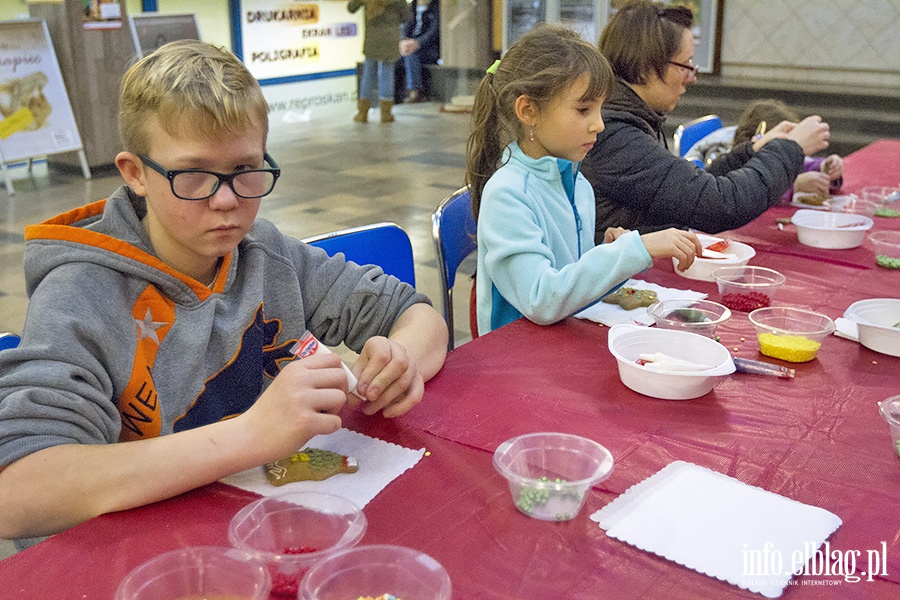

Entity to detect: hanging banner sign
[237,0,364,82]
[0,19,84,162]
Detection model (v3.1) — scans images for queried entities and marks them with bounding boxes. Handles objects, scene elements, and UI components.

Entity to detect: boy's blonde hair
[465,24,614,217]
[119,40,268,155]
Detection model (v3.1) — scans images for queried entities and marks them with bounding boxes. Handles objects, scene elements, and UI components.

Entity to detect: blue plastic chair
[432,187,477,351]
[0,332,21,351]
[673,114,723,158]
[303,222,416,287]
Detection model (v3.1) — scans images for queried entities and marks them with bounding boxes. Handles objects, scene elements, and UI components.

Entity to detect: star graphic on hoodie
[135,308,168,344]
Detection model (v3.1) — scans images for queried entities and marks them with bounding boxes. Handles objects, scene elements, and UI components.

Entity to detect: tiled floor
[0,102,475,558]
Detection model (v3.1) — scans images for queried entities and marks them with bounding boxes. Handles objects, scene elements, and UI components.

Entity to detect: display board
[233,0,364,84]
[129,12,201,58]
[0,19,88,194]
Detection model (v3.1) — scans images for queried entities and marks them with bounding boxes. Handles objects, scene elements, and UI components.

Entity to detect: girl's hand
[794,171,830,195]
[639,228,702,272]
[752,120,794,152]
[350,336,425,418]
[822,154,843,181]
[602,226,629,243]
[241,353,347,459]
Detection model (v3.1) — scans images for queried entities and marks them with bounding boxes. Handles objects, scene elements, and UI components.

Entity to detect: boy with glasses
[0,40,447,544]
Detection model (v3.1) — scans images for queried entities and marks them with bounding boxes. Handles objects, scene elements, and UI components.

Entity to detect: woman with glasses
[580,0,831,237]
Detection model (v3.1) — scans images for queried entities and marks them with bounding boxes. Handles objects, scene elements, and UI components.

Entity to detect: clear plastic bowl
[493,432,614,521]
[648,299,732,338]
[861,185,900,205]
[791,209,874,249]
[712,266,786,312]
[748,307,835,363]
[228,491,366,598]
[835,197,880,218]
[843,298,900,357]
[115,546,270,600]
[869,231,900,269]
[878,396,900,459]
[298,544,452,600]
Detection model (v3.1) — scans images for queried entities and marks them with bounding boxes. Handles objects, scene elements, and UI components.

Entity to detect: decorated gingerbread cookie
[265,448,359,486]
[601,287,658,310]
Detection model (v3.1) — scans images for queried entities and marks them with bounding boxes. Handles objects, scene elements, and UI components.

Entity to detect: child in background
[399,0,440,103]
[0,40,447,544]
[348,0,408,122]
[465,24,701,335]
[732,99,843,201]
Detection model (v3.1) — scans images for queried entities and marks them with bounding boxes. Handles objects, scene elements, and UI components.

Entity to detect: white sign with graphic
[0,19,84,162]
[237,0,364,82]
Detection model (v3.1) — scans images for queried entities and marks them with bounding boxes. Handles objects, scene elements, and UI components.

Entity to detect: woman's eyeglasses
[669,60,700,78]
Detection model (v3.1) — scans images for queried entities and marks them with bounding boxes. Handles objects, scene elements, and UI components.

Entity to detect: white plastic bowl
[607,324,735,400]
[674,239,756,282]
[791,209,874,249]
[843,298,900,357]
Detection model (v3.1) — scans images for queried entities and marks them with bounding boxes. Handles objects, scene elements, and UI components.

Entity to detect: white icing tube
[638,352,715,372]
[290,330,359,394]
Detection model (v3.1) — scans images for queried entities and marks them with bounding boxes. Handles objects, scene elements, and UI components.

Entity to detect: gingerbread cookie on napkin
[265,448,359,486]
[601,287,658,310]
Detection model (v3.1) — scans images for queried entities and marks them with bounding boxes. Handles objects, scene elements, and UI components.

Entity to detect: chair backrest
[673,114,723,157]
[0,332,21,351]
[432,186,477,351]
[303,222,416,287]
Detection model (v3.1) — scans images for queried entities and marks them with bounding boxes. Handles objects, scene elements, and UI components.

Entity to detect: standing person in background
[580,0,832,237]
[349,0,408,123]
[466,25,700,335]
[399,0,440,103]
[731,99,843,202]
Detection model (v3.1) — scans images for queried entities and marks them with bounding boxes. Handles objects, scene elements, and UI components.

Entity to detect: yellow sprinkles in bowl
[757,333,822,362]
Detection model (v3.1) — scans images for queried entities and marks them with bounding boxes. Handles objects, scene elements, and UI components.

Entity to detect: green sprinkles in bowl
[876,255,900,269]
[874,207,900,218]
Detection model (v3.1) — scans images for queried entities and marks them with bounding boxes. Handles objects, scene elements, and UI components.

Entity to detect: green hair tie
[486,59,501,75]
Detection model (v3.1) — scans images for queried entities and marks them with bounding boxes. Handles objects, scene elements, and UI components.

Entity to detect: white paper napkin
[834,317,859,342]
[590,461,842,598]
[220,428,424,509]
[574,278,707,327]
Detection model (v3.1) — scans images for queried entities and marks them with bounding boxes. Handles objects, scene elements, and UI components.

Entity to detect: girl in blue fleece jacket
[465,24,702,335]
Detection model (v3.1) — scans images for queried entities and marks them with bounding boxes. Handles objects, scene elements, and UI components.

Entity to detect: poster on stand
[0,19,84,163]
[235,0,364,83]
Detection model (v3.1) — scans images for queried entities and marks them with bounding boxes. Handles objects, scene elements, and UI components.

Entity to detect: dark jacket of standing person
[581,80,804,235]
[402,0,440,64]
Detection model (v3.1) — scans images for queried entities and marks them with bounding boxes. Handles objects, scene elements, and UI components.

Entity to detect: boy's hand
[794,171,830,195]
[350,336,425,418]
[639,228,701,272]
[242,353,346,458]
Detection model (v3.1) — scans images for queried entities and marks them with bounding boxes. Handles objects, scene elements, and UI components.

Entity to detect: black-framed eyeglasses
[669,60,699,77]
[138,153,281,201]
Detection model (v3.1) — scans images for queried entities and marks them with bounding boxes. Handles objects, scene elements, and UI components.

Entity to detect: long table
[2,142,899,599]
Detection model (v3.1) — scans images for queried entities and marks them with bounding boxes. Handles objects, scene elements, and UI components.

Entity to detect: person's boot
[404,89,421,103]
[353,99,370,123]
[380,99,395,123]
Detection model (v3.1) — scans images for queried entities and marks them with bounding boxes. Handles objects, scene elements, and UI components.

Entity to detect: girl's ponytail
[466,72,504,220]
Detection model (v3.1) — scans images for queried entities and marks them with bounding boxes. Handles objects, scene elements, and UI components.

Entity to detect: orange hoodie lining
[25,200,228,301]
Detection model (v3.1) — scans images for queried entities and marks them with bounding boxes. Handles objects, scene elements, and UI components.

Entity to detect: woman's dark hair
[599,0,694,85]
[733,99,800,145]
[465,24,614,218]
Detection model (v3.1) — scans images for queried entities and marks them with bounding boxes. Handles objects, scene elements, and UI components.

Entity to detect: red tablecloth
[721,139,900,269]
[2,142,899,600]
